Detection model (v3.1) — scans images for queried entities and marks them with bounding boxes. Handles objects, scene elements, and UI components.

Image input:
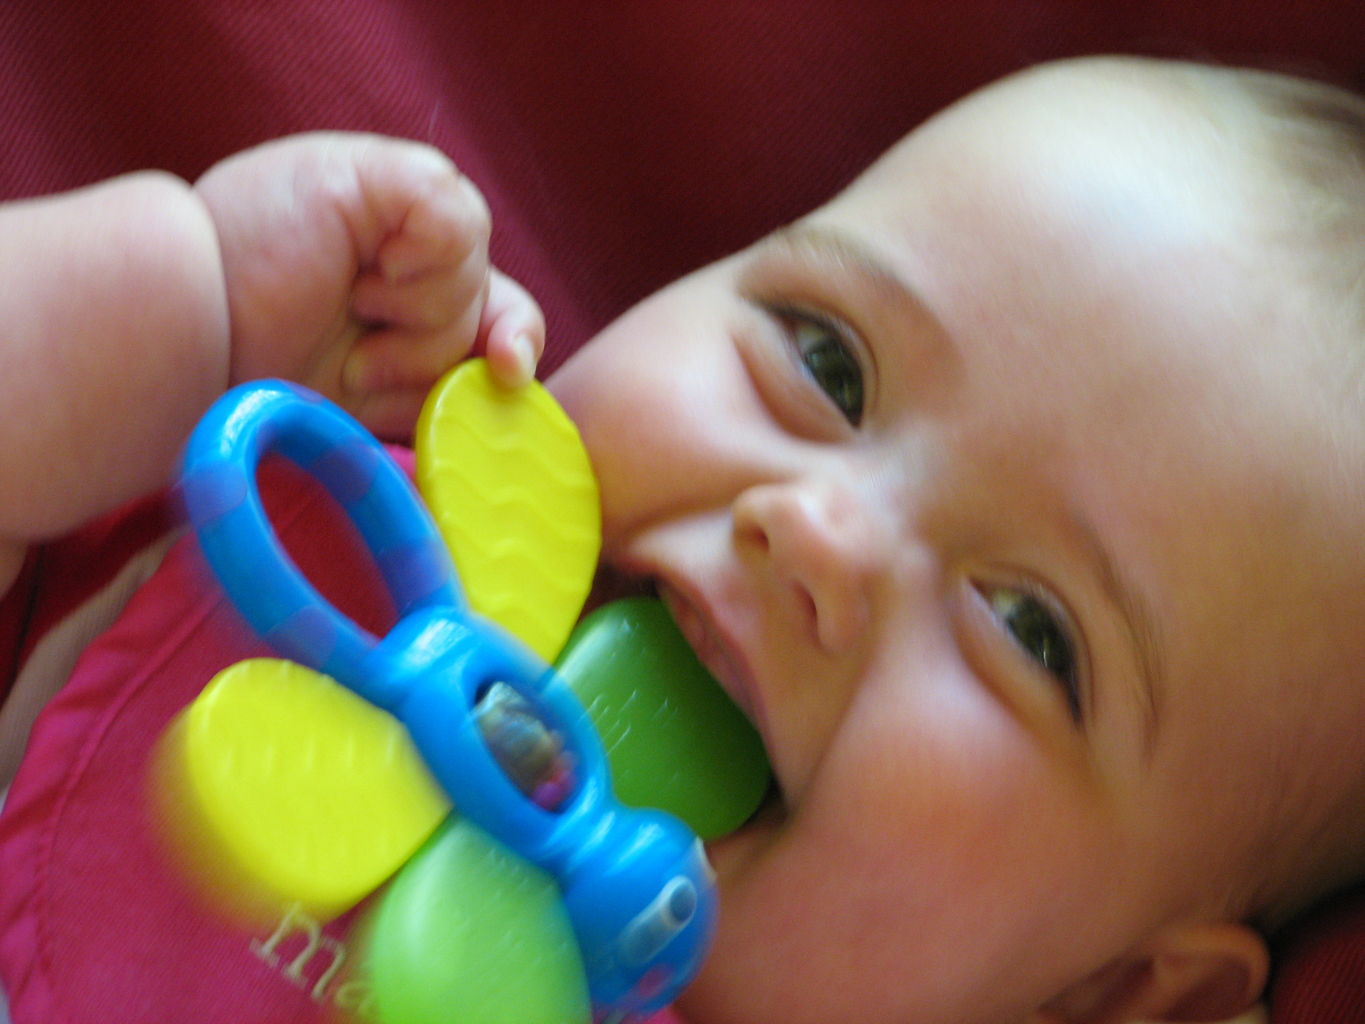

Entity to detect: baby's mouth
[656,584,789,824]
[656,586,753,722]
[579,561,656,618]
[580,564,755,723]
[576,562,787,842]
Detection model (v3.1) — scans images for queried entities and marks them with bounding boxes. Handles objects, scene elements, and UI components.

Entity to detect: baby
[551,55,1365,1023]
[4,54,1365,1024]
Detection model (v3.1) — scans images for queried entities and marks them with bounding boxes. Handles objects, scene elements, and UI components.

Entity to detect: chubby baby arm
[0,133,542,600]
[0,171,230,593]
[194,132,545,439]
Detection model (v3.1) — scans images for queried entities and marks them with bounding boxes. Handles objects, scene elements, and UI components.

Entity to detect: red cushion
[1272,883,1365,1023]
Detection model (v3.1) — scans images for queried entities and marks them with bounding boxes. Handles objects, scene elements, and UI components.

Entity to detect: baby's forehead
[919,57,1233,140]
[864,60,1250,198]
[830,62,1343,367]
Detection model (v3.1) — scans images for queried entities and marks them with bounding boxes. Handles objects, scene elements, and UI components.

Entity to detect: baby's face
[551,62,1365,1023]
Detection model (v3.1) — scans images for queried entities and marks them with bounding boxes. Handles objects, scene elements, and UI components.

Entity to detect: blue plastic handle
[180,379,715,1021]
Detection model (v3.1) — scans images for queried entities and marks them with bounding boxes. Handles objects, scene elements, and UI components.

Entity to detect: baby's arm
[0,133,544,598]
[0,172,231,593]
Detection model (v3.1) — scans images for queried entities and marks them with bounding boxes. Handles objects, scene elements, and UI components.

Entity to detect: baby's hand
[195,133,544,437]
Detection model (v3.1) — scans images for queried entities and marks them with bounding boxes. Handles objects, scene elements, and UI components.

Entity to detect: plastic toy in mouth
[153,360,771,1024]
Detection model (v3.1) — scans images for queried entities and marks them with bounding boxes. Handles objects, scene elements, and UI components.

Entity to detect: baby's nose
[731,478,883,654]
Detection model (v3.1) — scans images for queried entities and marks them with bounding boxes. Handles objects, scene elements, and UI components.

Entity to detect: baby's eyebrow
[760,223,957,364]
[766,223,914,299]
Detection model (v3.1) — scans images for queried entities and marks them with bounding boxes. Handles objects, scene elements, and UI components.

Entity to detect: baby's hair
[1238,64,1365,188]
[1240,66,1365,346]
[1193,62,1365,935]
[1211,64,1365,382]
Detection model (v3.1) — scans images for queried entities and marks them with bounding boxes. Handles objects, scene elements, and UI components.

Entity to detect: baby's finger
[343,304,484,394]
[346,386,433,441]
[357,142,491,282]
[479,268,547,388]
[375,177,490,286]
[351,251,486,333]
[346,240,489,393]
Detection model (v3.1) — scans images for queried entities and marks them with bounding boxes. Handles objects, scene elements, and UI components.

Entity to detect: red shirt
[0,457,683,1024]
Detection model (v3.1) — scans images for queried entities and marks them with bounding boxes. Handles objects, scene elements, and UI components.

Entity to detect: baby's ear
[1035,921,1268,1024]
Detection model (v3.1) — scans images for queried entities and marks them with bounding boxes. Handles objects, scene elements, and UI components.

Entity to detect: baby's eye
[783,310,865,426]
[984,586,1082,722]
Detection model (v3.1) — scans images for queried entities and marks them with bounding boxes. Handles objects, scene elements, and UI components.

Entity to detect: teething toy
[155,360,770,1024]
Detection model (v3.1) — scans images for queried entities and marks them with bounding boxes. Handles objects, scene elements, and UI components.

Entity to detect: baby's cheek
[817,676,1063,874]
[552,361,681,532]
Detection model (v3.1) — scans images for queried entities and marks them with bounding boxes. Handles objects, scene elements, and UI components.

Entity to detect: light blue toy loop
[180,379,715,1021]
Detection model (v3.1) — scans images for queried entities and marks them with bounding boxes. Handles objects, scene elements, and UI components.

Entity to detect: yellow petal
[152,658,450,924]
[415,359,600,662]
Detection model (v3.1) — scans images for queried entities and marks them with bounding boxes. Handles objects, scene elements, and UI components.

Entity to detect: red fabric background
[1,1,1362,375]
[0,3,1362,1021]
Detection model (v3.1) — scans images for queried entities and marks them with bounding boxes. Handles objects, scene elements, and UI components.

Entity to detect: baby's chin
[703,777,787,875]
